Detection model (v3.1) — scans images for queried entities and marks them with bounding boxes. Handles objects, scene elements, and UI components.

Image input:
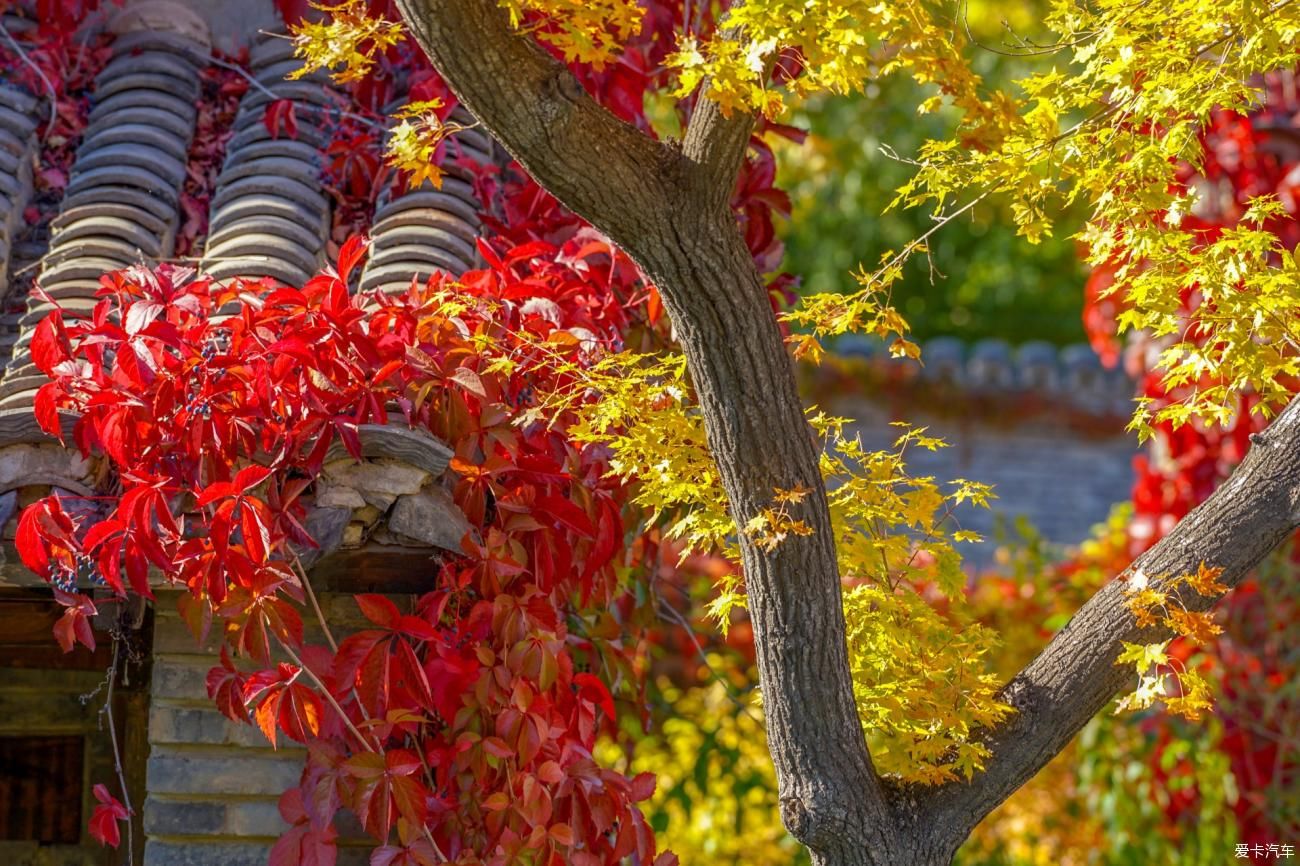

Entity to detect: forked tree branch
[678,26,757,210]
[393,0,755,239]
[393,0,674,245]
[680,93,756,210]
[918,393,1300,856]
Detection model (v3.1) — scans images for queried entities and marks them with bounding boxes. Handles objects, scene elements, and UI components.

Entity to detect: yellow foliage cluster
[668,0,1011,126]
[844,585,1010,782]
[384,100,452,190]
[885,0,1300,433]
[599,677,809,866]
[498,0,643,66]
[524,337,1011,784]
[287,0,404,83]
[383,100,487,190]
[1113,564,1228,721]
[290,0,640,77]
[675,0,1300,437]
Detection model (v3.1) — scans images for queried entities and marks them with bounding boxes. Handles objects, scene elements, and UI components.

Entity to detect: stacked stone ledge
[309,421,473,560]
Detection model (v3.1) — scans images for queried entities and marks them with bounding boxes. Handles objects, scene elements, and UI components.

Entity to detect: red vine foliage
[20,240,672,865]
[7,0,799,861]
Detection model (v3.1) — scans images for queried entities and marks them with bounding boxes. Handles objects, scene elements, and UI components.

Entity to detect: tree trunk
[631,204,900,862]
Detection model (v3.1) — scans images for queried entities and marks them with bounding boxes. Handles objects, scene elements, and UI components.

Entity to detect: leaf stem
[271,626,376,752]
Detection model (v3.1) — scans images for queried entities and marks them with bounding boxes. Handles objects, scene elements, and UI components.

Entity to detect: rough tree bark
[391,1,1300,863]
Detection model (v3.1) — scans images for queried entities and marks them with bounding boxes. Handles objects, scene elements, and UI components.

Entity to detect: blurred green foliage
[775,5,1088,345]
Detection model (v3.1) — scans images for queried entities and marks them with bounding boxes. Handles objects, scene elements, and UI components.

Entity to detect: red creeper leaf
[574,673,616,723]
[336,234,370,287]
[263,98,299,140]
[88,784,129,848]
[31,309,70,375]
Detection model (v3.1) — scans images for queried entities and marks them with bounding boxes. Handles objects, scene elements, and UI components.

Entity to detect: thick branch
[395,0,681,245]
[679,48,756,209]
[917,394,1300,857]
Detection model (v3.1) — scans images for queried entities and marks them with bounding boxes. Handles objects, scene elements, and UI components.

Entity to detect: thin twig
[0,20,58,142]
[207,54,385,131]
[649,558,763,724]
[859,189,993,291]
[293,553,338,652]
[104,638,136,864]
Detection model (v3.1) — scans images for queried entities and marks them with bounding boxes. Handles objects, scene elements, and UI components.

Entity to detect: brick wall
[143,591,382,866]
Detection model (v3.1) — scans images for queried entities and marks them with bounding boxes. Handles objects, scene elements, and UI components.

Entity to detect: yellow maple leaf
[1185,562,1228,596]
[788,332,825,364]
[1164,608,1223,644]
[1165,669,1214,721]
[1124,588,1167,627]
[288,0,405,83]
[1115,640,1170,671]
[385,117,445,190]
[1115,672,1166,714]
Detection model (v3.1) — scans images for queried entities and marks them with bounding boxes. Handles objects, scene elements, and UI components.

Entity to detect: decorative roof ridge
[833,334,1135,417]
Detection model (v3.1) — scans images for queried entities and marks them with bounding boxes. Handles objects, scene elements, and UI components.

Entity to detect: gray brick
[151,657,216,701]
[222,800,290,837]
[146,752,303,797]
[142,798,228,836]
[149,705,277,749]
[144,841,373,866]
[142,794,368,843]
[144,841,271,866]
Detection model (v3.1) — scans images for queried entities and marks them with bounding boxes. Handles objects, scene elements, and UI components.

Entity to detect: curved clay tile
[357,106,489,298]
[834,333,1134,417]
[0,83,40,301]
[0,19,209,428]
[198,33,331,289]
